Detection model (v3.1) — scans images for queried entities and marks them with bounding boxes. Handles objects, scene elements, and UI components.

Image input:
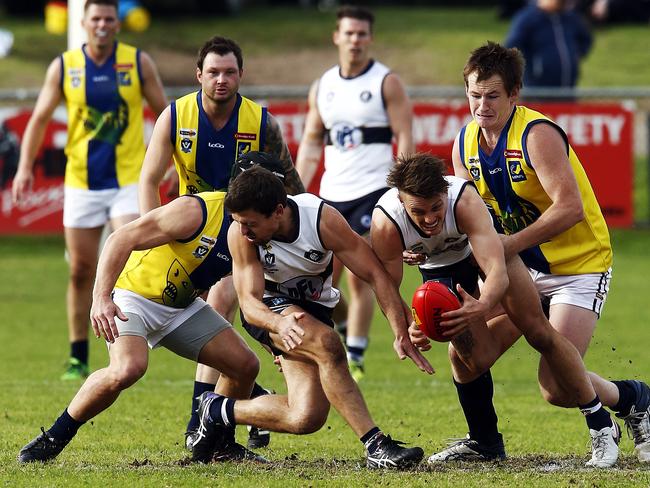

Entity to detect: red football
[411,281,461,342]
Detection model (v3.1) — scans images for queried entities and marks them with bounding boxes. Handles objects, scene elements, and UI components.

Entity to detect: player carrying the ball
[371,153,642,468]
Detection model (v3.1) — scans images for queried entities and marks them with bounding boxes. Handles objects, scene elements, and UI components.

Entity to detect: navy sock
[360,426,381,447]
[48,409,84,442]
[208,395,236,427]
[611,380,636,416]
[187,381,216,432]
[251,382,270,399]
[454,371,501,445]
[70,340,88,365]
[580,396,612,431]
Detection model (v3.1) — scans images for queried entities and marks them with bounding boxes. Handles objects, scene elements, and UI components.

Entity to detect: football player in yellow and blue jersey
[137,36,304,451]
[12,0,167,381]
[425,41,650,467]
[17,188,265,464]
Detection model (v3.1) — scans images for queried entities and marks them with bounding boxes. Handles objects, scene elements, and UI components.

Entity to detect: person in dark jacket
[505,0,593,88]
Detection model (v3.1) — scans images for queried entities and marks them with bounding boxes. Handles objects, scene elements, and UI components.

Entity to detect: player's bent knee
[448,345,490,377]
[107,362,147,390]
[315,328,347,364]
[238,352,260,382]
[522,326,555,353]
[288,411,327,435]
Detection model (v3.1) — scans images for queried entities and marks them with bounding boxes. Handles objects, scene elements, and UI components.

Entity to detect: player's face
[333,17,372,65]
[231,207,282,246]
[466,72,518,135]
[399,191,447,237]
[82,4,120,49]
[198,52,242,104]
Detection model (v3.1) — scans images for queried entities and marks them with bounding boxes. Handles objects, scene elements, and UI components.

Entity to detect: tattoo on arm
[265,114,305,195]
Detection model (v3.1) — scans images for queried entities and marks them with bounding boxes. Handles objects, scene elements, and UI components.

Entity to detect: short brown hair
[387,153,449,198]
[197,36,243,71]
[225,166,287,217]
[463,41,524,96]
[336,5,374,31]
[85,0,118,11]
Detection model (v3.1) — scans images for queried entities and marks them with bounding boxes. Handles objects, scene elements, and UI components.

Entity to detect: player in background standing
[137,36,304,450]
[11,0,167,380]
[423,42,650,465]
[295,5,413,381]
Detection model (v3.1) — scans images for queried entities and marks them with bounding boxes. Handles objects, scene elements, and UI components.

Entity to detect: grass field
[1,230,649,487]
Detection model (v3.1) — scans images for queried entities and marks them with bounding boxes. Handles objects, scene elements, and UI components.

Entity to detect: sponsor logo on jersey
[117,71,131,86]
[467,156,481,166]
[304,249,325,262]
[192,245,209,258]
[508,160,527,182]
[504,149,523,158]
[179,128,197,137]
[488,167,502,174]
[235,132,257,141]
[181,138,193,153]
[200,235,216,246]
[208,142,225,148]
[330,123,362,151]
[92,75,110,83]
[237,141,252,157]
[114,63,134,70]
[469,166,481,181]
[216,252,230,262]
[410,243,425,254]
[360,90,372,102]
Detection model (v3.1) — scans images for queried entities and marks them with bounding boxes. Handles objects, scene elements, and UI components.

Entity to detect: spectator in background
[505,0,592,89]
[588,0,650,24]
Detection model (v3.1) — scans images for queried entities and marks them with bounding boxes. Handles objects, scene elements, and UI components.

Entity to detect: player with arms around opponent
[190,166,432,468]
[12,0,167,380]
[18,186,266,464]
[296,5,413,381]
[373,153,623,467]
[138,36,305,450]
[422,42,650,466]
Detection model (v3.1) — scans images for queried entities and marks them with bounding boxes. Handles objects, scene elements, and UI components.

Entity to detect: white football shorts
[63,184,139,228]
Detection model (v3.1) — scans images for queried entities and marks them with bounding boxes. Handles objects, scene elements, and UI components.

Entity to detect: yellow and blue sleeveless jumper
[115,192,232,308]
[170,91,267,194]
[459,106,612,275]
[61,41,145,189]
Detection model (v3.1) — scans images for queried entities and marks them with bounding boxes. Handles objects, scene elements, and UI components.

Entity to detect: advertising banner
[0,101,633,234]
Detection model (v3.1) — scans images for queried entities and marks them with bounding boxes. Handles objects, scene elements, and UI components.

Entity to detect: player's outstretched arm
[228,222,305,350]
[295,80,326,189]
[371,207,432,352]
[138,106,174,214]
[91,196,204,342]
[264,113,305,195]
[12,57,63,204]
[321,204,434,374]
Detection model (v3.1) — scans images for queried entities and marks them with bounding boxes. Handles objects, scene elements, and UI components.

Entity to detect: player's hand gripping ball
[411,281,461,342]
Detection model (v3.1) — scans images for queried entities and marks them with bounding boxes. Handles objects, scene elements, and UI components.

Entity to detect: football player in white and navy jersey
[372,153,620,467]
[190,166,433,469]
[295,5,413,380]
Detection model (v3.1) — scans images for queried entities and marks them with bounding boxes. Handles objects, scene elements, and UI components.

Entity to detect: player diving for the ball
[370,152,622,467]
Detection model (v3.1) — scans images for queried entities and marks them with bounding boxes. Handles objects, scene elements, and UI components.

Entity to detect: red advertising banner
[0,101,633,234]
